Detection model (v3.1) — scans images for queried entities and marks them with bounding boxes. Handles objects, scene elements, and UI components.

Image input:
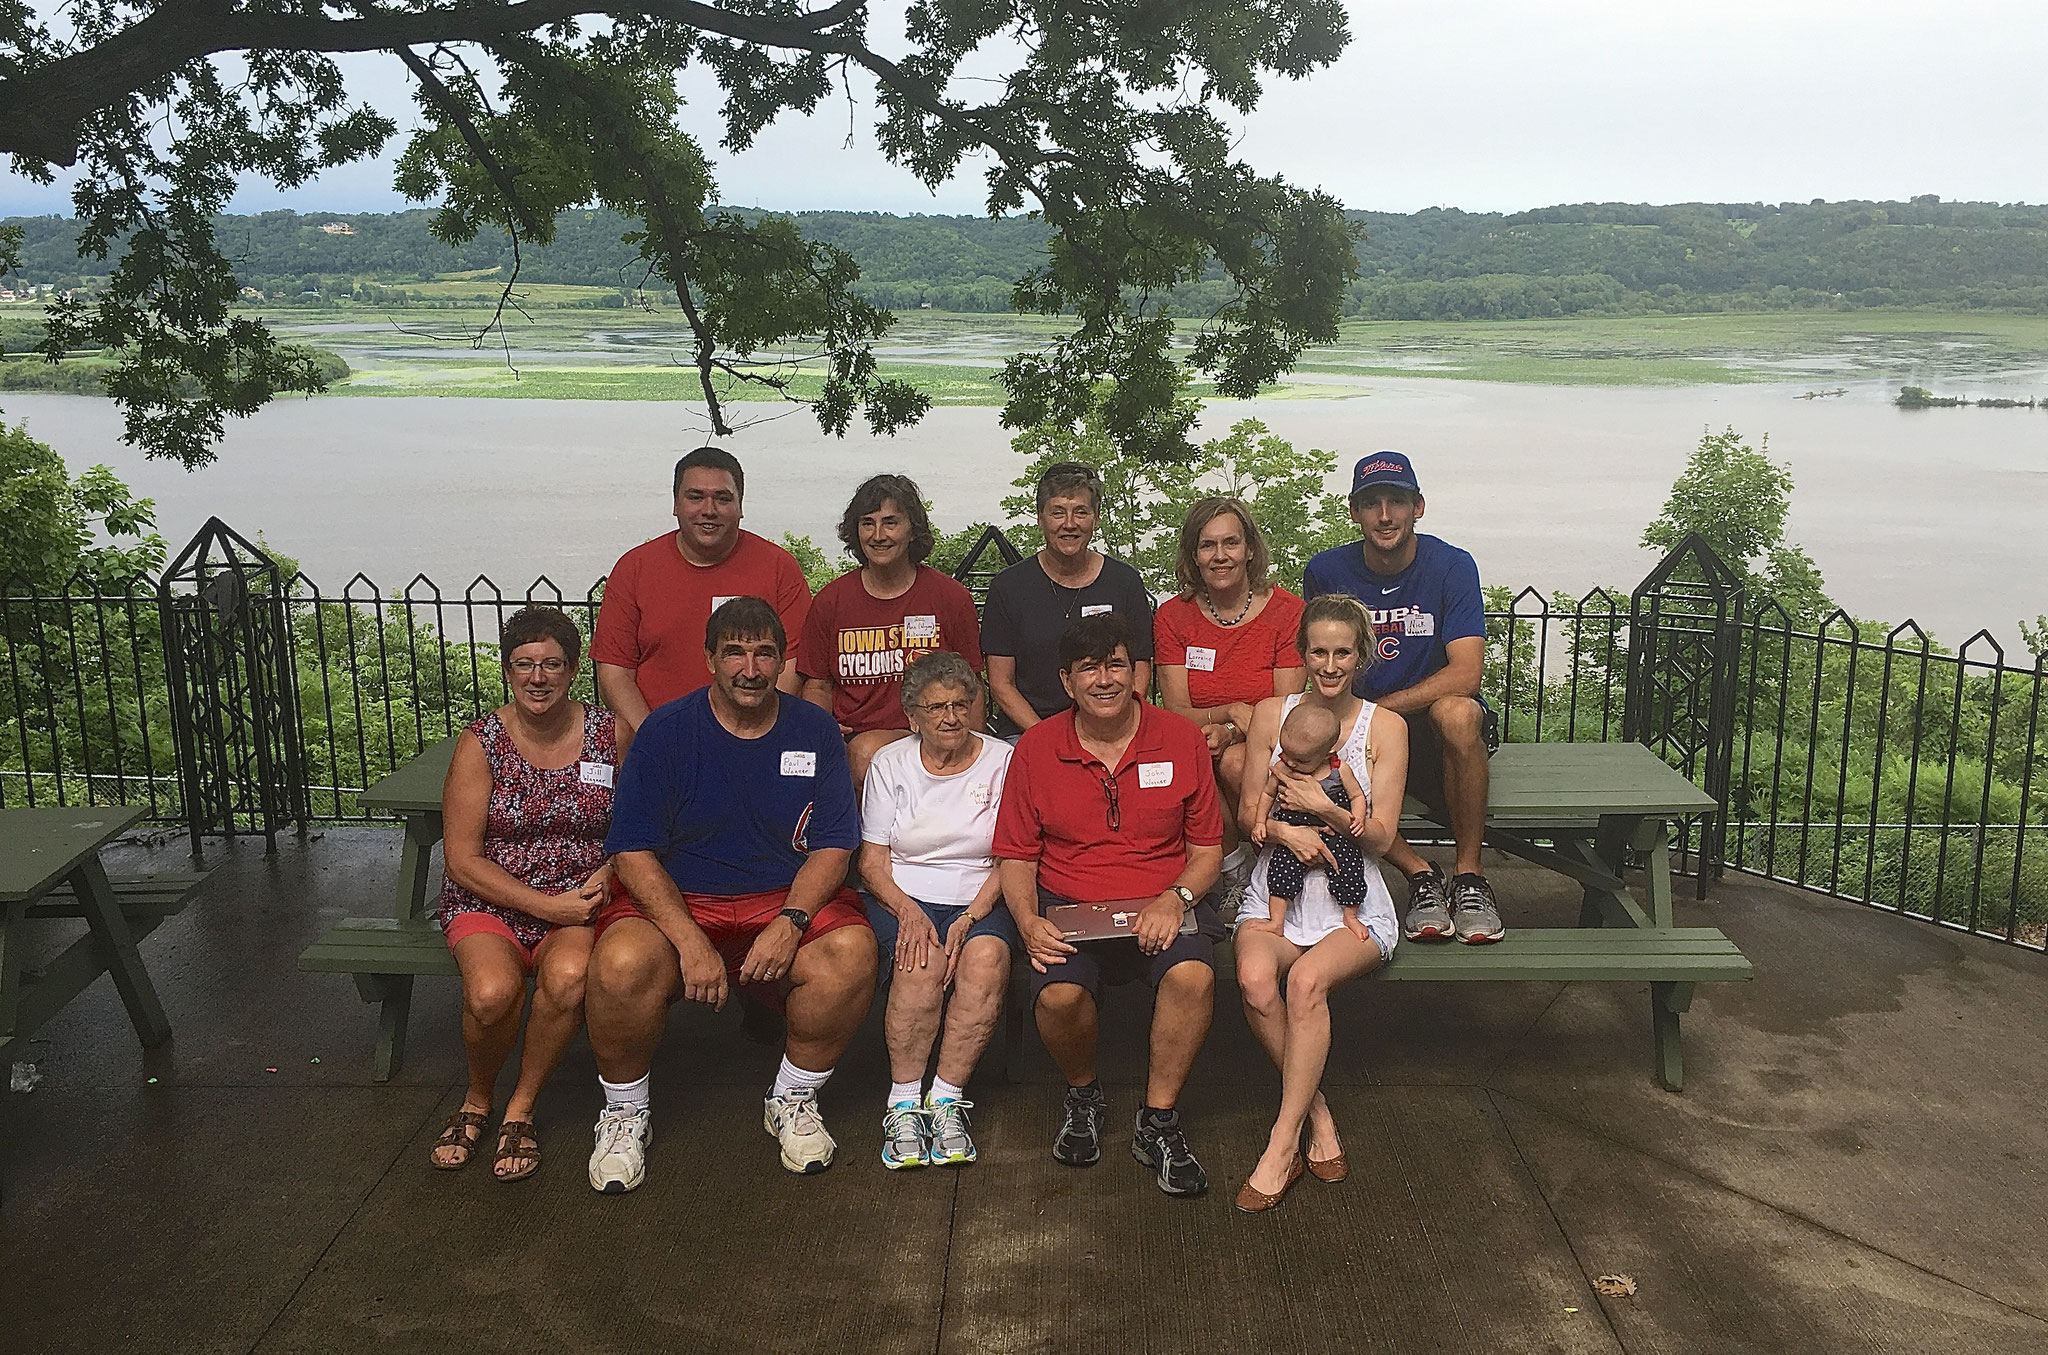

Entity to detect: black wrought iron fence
[2,535,2042,952]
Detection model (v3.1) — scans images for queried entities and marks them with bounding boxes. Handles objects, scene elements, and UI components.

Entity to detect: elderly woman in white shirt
[860,649,1014,1171]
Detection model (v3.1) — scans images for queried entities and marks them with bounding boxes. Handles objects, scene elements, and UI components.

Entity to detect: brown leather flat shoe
[1306,1149,1348,1184]
[1233,1154,1304,1213]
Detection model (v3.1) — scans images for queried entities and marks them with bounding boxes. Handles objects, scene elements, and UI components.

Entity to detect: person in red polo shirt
[592,446,812,748]
[993,612,1223,1197]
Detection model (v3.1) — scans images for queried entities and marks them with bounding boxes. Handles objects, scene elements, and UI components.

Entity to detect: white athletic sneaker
[588,1104,652,1194]
[764,1089,837,1174]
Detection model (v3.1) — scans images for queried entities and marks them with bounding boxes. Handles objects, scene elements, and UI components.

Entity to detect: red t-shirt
[590,529,812,709]
[992,702,1223,902]
[797,566,984,734]
[1153,587,1305,709]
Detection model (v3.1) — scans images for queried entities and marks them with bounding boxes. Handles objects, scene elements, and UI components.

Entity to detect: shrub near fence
[1,555,2042,951]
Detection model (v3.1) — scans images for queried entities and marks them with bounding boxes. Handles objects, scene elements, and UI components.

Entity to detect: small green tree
[1641,425,1833,621]
[0,416,163,586]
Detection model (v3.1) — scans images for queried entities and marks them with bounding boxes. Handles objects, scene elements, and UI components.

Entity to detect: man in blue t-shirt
[1301,451,1503,945]
[584,596,877,1192]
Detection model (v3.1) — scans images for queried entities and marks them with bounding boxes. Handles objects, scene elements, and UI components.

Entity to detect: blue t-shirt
[1301,534,1485,701]
[605,689,860,896]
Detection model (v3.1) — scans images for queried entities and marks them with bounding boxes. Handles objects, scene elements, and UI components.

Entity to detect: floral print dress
[436,705,618,949]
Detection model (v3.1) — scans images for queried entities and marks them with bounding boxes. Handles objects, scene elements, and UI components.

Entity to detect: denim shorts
[865,893,1017,984]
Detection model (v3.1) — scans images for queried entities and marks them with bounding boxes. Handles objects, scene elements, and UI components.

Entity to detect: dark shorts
[1402,703,1499,822]
[865,893,1017,986]
[1027,888,1224,1004]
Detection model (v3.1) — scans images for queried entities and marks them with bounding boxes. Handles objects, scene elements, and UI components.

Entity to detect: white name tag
[578,761,614,788]
[1081,603,1114,617]
[1185,646,1216,672]
[1137,761,1174,789]
[711,594,741,611]
[903,613,939,643]
[967,780,993,808]
[780,750,817,777]
[1404,613,1436,637]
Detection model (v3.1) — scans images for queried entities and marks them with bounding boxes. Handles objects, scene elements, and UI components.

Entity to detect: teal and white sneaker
[926,1097,977,1165]
[880,1101,930,1170]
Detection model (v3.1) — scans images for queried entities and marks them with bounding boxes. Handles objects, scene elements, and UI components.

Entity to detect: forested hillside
[6,196,2045,318]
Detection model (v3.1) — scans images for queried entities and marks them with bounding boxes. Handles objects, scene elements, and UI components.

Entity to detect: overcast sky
[4,0,2043,218]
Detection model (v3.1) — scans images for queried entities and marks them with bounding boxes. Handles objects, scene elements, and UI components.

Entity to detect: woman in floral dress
[429,606,616,1180]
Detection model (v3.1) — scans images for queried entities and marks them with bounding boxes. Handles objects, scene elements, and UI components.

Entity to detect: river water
[6,378,2044,650]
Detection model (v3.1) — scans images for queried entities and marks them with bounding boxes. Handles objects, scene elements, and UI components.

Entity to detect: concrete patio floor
[3,826,2045,1354]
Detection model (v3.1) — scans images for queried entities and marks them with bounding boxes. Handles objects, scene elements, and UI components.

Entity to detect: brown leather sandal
[494,1120,541,1182]
[431,1110,490,1170]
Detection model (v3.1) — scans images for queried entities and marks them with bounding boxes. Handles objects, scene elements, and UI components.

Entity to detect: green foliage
[0,1,1358,465]
[780,531,853,597]
[999,383,1351,595]
[0,416,163,586]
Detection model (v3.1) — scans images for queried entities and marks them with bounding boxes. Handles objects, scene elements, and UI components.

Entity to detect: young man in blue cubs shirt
[586,596,878,1192]
[1301,451,1503,944]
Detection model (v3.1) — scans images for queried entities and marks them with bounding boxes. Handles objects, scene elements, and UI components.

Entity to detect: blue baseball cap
[1349,451,1420,499]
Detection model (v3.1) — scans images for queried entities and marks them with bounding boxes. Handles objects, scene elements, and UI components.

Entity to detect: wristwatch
[778,907,812,933]
[1170,885,1196,910]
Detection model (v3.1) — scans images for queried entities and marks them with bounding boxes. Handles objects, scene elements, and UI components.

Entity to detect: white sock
[600,1073,649,1112]
[928,1076,966,1105]
[772,1056,831,1100]
[1221,846,1247,873]
[886,1079,923,1107]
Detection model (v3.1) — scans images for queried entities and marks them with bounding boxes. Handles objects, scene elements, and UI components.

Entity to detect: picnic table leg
[0,900,25,1042]
[1651,981,1693,1092]
[70,855,172,1048]
[1636,820,1676,928]
[372,976,413,1083]
[359,811,441,1081]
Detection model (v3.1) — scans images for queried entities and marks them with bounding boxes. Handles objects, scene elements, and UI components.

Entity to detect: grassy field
[256,304,2048,400]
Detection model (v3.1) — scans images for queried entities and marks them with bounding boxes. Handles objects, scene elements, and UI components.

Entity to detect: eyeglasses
[1098,773,1120,831]
[508,658,569,675]
[913,699,973,718]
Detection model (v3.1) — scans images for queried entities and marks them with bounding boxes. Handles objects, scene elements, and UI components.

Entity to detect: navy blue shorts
[865,893,1017,985]
[1027,888,1223,1003]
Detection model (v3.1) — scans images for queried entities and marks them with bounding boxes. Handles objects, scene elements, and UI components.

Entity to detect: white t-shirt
[860,734,1013,907]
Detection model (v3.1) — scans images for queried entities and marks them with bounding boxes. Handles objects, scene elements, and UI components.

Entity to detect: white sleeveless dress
[1242,693,1399,955]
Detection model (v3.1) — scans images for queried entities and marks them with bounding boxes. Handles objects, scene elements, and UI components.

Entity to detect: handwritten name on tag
[578,761,614,788]
[1080,603,1114,617]
[1403,613,1436,637]
[1137,761,1174,789]
[780,750,817,777]
[903,614,939,643]
[1185,646,1217,672]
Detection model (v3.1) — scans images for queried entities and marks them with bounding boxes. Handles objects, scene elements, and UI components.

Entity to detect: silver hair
[900,650,981,712]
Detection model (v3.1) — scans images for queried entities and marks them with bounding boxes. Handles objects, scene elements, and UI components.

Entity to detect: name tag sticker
[780,750,817,778]
[578,761,614,788]
[967,780,993,808]
[1404,613,1436,637]
[1185,646,1217,672]
[1081,603,1114,618]
[711,594,742,611]
[1137,761,1174,789]
[903,614,939,643]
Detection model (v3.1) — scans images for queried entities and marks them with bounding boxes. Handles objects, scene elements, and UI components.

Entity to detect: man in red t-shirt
[592,447,812,748]
[993,612,1222,1197]
[799,474,983,790]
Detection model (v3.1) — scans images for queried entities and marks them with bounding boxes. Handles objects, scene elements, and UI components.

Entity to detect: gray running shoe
[1451,874,1505,944]
[1210,855,1253,929]
[880,1102,930,1170]
[925,1097,977,1165]
[1403,869,1454,941]
[1052,1084,1106,1166]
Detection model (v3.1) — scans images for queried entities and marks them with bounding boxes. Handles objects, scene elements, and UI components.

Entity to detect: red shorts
[595,881,871,1000]
[443,910,550,968]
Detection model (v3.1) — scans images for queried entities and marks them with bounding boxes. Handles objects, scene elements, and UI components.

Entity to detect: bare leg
[883,950,947,1085]
[933,936,1009,1088]
[1217,743,1248,858]
[1034,982,1100,1087]
[586,918,679,1084]
[1145,960,1215,1110]
[1247,928,1382,1193]
[440,933,527,1164]
[1432,695,1491,878]
[1233,926,1337,1163]
[781,924,877,1073]
[502,925,594,1125]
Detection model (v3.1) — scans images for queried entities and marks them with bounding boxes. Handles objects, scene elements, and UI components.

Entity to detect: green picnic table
[2,805,211,1202]
[299,737,459,1081]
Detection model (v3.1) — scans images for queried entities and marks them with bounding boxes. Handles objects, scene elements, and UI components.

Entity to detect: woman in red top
[1153,497,1306,908]
[430,606,615,1181]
